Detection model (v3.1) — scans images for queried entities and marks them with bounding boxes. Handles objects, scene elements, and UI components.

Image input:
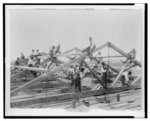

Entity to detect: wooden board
[11,85,140,108]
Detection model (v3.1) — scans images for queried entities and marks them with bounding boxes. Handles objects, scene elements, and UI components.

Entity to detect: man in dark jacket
[101,62,108,88]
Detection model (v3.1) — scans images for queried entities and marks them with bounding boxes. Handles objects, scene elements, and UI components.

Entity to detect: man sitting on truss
[120,71,134,86]
[129,49,136,62]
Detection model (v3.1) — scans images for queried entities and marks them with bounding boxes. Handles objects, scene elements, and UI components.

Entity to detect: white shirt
[79,72,85,79]
[68,67,75,74]
[122,72,129,82]
[28,59,35,66]
[101,66,107,73]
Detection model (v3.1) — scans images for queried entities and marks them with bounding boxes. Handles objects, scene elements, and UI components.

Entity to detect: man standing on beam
[101,62,108,88]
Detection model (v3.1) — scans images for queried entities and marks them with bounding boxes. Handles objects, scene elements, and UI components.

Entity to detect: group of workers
[14,45,61,77]
[27,46,61,77]
[68,64,85,92]
[68,58,110,92]
[15,49,41,66]
[13,37,136,89]
[67,41,137,92]
[15,53,26,66]
[14,49,41,77]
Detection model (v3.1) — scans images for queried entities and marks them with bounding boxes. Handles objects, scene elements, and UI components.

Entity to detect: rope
[110,47,123,62]
[104,45,110,102]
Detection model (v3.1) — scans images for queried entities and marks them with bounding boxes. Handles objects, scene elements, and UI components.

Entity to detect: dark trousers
[71,78,81,92]
[120,75,129,86]
[28,64,37,77]
[103,72,107,88]
[75,78,81,92]
[120,75,126,86]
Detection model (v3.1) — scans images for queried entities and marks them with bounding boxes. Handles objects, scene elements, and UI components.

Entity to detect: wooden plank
[14,66,48,73]
[90,92,141,109]
[131,76,141,85]
[11,85,140,108]
[111,62,128,87]
[107,98,141,109]
[49,92,141,109]
[45,89,141,109]
[95,55,124,58]
[117,102,141,110]
[17,89,141,108]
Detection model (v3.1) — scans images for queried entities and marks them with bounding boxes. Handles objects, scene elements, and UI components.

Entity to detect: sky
[10,7,142,61]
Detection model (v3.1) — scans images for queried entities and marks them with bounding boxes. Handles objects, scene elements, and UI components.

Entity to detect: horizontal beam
[91,57,119,73]
[95,55,124,58]
[13,66,48,73]
[11,85,141,108]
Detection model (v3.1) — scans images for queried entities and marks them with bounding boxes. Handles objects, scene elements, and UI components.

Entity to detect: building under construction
[10,41,142,111]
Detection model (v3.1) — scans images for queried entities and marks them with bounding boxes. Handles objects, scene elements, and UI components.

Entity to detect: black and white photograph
[4,3,147,118]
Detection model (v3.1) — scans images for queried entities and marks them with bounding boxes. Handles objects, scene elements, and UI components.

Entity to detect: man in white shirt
[28,56,35,66]
[121,71,134,86]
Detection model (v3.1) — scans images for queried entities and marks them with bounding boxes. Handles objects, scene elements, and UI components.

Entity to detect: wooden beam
[14,66,48,73]
[131,76,141,85]
[104,63,119,73]
[112,64,137,78]
[63,47,82,54]
[95,55,124,58]
[92,57,119,73]
[111,61,128,87]
[83,61,106,88]
[108,42,141,67]
[11,85,141,108]
[11,52,90,96]
[94,43,108,53]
